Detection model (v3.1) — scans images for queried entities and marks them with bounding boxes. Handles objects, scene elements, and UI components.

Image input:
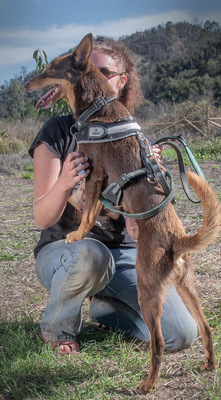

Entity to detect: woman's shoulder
[41,114,75,134]
[29,114,76,160]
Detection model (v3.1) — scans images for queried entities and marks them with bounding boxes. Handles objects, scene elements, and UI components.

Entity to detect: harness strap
[100,170,175,220]
[100,131,174,218]
[75,119,141,144]
[136,133,171,196]
[72,96,116,132]
[102,168,147,206]
[136,133,155,180]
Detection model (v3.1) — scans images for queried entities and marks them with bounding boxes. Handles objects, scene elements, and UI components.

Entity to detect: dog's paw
[137,379,156,394]
[65,232,79,243]
[200,359,217,371]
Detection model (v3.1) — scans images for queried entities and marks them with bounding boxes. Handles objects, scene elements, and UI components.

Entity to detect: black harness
[70,97,204,219]
[74,118,141,144]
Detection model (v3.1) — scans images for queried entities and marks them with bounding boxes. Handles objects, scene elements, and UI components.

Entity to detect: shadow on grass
[0,315,140,399]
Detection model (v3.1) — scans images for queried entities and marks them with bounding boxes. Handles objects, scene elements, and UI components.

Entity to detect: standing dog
[25,34,220,393]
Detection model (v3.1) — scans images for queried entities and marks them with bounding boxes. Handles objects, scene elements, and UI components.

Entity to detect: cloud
[0,10,221,68]
[0,45,38,65]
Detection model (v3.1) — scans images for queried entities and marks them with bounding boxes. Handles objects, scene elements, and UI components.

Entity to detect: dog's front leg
[66,176,103,243]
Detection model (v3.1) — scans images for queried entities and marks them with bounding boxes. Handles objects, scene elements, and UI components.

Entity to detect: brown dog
[25,33,221,393]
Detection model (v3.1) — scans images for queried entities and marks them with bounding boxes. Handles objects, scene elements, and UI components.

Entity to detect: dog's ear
[72,33,93,67]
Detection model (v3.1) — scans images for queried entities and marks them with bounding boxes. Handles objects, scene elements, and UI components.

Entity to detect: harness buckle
[93,97,108,110]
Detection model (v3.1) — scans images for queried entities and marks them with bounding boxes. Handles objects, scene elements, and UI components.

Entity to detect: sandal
[41,330,80,355]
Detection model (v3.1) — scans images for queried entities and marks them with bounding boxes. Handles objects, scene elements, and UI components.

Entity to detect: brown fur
[25,34,221,393]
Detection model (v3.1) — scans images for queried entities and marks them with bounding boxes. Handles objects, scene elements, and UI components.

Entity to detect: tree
[7,78,26,119]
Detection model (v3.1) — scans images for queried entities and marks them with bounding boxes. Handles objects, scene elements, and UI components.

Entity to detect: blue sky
[0,0,221,84]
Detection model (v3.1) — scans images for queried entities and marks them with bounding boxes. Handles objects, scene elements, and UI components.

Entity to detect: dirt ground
[0,162,220,399]
[1,162,220,319]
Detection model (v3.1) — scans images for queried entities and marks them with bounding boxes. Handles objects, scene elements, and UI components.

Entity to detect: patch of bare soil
[0,162,220,399]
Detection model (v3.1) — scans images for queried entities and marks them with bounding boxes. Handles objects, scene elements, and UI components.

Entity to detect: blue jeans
[35,239,197,350]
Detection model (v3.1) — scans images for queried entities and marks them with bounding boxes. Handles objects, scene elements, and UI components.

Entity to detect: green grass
[0,314,149,400]
[0,312,220,400]
[22,163,34,179]
[162,137,221,163]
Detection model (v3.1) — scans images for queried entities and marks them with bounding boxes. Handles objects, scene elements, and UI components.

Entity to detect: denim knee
[163,317,198,351]
[62,238,115,279]
[36,238,115,294]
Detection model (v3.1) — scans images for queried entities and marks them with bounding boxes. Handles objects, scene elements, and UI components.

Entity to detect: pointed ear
[72,33,93,66]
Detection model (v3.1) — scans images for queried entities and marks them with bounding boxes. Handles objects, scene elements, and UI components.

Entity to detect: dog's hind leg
[137,295,165,393]
[174,254,217,371]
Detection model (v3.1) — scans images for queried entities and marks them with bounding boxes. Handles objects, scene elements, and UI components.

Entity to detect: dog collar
[71,96,117,133]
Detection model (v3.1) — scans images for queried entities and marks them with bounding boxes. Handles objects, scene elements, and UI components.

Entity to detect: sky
[0,0,221,84]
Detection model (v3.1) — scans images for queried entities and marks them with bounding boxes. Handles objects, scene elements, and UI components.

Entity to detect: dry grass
[0,160,220,399]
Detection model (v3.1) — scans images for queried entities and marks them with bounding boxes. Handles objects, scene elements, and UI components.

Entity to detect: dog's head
[25,33,111,112]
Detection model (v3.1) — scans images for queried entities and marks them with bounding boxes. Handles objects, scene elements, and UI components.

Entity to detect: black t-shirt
[29,114,136,258]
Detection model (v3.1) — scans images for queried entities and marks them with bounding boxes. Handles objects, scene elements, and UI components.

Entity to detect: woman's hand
[152,144,164,165]
[58,152,90,191]
[33,145,90,230]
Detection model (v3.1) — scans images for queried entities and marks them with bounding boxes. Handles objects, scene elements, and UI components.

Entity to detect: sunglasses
[98,67,125,79]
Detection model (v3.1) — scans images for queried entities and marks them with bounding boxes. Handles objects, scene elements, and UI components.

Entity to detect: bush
[0,130,23,154]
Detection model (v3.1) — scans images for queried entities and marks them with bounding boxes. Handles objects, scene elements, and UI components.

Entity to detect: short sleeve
[29,114,77,161]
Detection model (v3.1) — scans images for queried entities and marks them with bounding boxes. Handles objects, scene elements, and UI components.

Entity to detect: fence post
[206,105,210,137]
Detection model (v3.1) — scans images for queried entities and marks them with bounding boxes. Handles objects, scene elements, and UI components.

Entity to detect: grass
[161,136,221,163]
[0,131,221,399]
[0,314,148,399]
[0,311,220,400]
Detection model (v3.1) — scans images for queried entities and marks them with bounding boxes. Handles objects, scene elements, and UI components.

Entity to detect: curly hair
[93,37,143,114]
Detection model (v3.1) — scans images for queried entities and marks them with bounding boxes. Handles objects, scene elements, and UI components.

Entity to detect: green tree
[7,78,25,119]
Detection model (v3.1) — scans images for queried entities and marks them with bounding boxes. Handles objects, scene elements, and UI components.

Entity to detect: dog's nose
[24,82,29,89]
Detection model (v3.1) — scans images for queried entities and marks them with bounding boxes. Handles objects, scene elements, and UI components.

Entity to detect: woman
[29,38,197,355]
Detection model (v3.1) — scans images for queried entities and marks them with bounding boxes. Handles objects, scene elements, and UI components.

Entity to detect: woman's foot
[88,297,106,329]
[41,330,80,355]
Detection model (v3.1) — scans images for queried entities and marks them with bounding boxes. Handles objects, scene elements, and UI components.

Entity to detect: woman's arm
[33,143,90,229]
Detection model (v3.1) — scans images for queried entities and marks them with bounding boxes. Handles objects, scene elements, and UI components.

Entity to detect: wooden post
[206,105,210,137]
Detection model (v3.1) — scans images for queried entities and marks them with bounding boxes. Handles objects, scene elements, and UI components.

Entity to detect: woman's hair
[93,37,143,114]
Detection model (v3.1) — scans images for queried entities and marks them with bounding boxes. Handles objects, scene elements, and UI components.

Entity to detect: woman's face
[91,51,127,95]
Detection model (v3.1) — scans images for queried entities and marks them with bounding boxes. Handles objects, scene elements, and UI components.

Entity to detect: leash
[154,134,205,203]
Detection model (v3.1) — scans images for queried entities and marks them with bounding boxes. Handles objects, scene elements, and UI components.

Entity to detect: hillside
[0,20,221,121]
[122,21,221,106]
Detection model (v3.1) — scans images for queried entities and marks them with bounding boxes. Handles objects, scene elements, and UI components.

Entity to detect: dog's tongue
[35,85,60,110]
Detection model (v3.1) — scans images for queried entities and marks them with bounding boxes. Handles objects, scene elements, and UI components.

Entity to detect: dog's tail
[174,170,221,256]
